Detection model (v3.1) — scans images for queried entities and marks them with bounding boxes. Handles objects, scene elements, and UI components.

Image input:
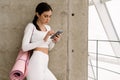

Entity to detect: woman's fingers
[48,30,54,36]
[53,34,61,42]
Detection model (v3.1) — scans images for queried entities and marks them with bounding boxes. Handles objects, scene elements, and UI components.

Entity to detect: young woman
[22,2,60,80]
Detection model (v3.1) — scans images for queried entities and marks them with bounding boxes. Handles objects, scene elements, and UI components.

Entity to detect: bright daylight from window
[88,0,120,80]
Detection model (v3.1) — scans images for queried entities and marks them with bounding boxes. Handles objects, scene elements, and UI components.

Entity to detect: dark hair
[32,2,53,30]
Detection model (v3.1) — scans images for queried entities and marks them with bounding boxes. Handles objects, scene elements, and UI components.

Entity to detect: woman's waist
[34,47,48,54]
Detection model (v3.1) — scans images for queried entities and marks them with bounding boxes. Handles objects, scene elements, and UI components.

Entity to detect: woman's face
[38,10,52,24]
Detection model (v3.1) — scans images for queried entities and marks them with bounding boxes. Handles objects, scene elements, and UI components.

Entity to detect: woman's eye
[44,15,51,18]
[44,15,48,18]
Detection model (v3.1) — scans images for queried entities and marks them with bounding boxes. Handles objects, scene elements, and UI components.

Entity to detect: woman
[22,2,60,80]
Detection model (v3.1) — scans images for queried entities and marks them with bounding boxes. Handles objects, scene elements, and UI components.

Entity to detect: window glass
[88,0,120,80]
[106,0,120,39]
[88,6,108,40]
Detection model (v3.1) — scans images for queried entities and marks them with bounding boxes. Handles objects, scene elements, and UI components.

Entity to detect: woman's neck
[37,20,44,27]
[37,21,47,31]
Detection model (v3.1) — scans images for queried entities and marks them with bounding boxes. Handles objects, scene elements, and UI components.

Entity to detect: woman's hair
[32,2,53,30]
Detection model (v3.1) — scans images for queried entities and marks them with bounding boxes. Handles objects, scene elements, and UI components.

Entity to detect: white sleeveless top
[22,23,55,51]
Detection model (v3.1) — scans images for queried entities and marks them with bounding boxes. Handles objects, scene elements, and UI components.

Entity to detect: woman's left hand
[52,34,61,43]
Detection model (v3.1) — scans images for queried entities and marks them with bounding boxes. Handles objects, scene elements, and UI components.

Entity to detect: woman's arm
[22,23,42,51]
[48,34,61,51]
[48,40,55,51]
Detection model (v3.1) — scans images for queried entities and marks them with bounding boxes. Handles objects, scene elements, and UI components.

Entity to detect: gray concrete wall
[0,0,88,80]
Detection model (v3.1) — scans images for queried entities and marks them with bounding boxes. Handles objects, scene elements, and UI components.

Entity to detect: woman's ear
[36,12,39,17]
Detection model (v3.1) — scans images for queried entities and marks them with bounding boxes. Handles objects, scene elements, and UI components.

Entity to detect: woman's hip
[29,51,49,66]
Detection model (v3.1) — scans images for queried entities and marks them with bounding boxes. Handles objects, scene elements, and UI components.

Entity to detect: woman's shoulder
[26,23,35,28]
[26,23,34,27]
[24,23,35,31]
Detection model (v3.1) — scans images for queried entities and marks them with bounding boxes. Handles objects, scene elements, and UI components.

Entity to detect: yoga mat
[9,50,30,80]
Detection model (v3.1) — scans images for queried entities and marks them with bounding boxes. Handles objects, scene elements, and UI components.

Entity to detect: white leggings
[26,51,57,80]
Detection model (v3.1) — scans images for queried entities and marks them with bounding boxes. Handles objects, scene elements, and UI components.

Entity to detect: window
[88,0,120,80]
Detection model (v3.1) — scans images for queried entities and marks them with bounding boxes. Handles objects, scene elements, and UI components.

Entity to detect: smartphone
[50,30,63,39]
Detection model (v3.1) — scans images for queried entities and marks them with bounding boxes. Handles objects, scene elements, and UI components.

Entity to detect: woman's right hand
[44,30,54,41]
[47,30,55,36]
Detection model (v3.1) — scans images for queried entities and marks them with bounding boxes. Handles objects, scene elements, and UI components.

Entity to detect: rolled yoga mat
[9,50,30,80]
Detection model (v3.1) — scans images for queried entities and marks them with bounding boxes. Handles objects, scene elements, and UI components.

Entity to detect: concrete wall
[0,0,88,80]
